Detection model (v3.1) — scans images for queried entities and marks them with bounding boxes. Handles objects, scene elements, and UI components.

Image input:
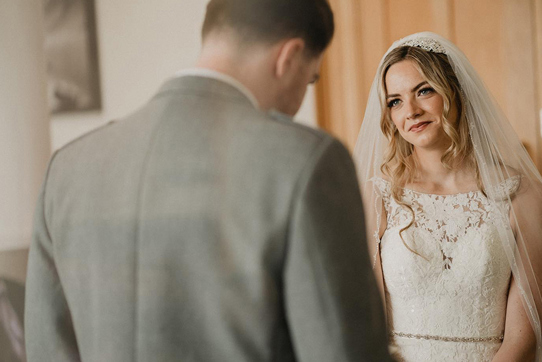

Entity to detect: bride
[353,32,542,361]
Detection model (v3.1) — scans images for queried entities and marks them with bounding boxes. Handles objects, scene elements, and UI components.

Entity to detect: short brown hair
[202,0,334,57]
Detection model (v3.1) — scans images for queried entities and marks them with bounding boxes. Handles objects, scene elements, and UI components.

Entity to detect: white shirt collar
[175,68,259,109]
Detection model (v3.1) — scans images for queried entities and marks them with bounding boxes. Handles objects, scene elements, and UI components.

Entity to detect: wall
[0,1,51,284]
[0,250,29,285]
[50,0,318,151]
[0,0,50,252]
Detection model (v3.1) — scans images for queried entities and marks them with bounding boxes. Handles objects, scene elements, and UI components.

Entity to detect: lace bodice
[376,176,520,362]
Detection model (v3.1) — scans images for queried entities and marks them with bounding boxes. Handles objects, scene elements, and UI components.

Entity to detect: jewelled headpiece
[401,37,447,54]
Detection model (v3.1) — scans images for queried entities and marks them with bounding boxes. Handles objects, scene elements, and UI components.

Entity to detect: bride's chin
[411,138,441,150]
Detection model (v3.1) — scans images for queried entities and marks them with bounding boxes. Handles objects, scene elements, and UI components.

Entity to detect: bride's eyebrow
[386,81,429,99]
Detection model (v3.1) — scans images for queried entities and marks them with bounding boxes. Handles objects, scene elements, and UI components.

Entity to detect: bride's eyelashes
[387,87,436,108]
[418,87,435,96]
[387,98,400,108]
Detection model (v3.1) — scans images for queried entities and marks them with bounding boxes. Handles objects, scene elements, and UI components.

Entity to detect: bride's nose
[405,99,422,120]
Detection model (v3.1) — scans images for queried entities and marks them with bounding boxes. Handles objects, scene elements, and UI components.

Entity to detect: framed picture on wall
[43,0,101,114]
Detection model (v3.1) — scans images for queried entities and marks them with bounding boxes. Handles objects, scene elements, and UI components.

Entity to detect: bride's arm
[491,277,536,361]
[493,177,541,361]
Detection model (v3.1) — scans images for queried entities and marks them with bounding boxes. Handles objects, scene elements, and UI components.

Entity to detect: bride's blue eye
[387,99,400,108]
[419,87,434,96]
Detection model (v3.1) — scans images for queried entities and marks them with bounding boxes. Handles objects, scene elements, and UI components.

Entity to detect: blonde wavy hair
[379,46,482,258]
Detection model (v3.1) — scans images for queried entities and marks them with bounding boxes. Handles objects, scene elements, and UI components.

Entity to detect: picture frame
[43,0,101,114]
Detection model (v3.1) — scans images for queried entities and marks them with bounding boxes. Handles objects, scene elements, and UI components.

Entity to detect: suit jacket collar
[154,74,258,110]
[175,68,259,108]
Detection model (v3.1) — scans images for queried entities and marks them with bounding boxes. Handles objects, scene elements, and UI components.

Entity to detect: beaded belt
[391,331,504,343]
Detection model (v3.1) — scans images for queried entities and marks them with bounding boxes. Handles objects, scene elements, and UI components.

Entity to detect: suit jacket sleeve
[284,137,392,362]
[25,161,81,362]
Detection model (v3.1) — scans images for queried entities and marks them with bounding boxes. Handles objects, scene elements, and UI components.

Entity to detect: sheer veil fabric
[353,32,542,359]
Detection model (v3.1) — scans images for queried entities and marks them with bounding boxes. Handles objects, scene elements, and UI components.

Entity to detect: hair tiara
[401,37,447,54]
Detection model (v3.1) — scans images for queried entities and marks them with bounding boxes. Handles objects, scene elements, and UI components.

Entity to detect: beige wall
[0,1,50,284]
[0,250,29,285]
[50,0,318,151]
[1,0,51,252]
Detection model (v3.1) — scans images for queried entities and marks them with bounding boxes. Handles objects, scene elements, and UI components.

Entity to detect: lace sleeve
[361,177,390,271]
[371,177,391,213]
[490,175,521,200]
[360,177,388,304]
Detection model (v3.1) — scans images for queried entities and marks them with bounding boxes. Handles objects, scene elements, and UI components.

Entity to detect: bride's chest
[381,192,511,295]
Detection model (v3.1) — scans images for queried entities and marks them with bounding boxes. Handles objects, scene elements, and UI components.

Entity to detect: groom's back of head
[201,0,334,56]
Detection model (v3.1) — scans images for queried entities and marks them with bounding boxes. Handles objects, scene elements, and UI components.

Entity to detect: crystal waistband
[391,331,504,343]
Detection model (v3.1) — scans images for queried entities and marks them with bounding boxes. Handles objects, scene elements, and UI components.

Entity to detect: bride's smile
[409,121,432,132]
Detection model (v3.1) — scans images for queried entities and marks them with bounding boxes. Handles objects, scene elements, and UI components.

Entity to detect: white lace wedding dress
[376,176,520,361]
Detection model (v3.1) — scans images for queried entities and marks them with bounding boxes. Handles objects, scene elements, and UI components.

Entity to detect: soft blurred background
[0,0,541,333]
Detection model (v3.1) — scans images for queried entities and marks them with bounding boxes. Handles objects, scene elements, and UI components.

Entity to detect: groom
[25,0,391,361]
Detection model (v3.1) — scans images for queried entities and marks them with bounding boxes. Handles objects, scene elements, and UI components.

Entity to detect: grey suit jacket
[25,76,391,362]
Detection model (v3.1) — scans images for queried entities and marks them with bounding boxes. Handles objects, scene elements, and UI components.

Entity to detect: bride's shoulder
[368,176,391,195]
[482,164,523,199]
[496,164,542,202]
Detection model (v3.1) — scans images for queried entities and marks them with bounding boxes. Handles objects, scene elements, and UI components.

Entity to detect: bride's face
[385,59,457,151]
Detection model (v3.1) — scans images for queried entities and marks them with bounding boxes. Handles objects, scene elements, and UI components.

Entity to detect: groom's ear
[274,38,306,80]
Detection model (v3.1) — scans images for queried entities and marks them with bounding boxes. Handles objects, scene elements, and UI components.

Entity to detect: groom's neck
[196,34,281,112]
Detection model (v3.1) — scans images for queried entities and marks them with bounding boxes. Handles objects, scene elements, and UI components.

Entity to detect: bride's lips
[409,121,431,132]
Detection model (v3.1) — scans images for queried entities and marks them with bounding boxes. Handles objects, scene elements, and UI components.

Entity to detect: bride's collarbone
[404,179,480,195]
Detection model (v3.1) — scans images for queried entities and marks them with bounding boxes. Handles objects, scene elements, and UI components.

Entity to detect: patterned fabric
[376,176,520,361]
